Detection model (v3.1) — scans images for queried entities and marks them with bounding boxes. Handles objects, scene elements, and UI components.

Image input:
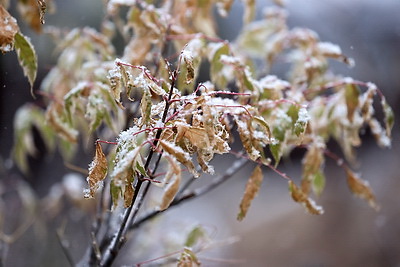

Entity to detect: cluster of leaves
[5,0,394,265]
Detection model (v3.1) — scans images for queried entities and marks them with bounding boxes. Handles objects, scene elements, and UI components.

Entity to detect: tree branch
[130,156,249,230]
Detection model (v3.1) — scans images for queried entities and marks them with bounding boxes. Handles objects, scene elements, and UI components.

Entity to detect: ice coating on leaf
[288,180,324,215]
[0,5,19,53]
[346,168,379,210]
[317,42,342,57]
[159,140,199,178]
[84,142,108,198]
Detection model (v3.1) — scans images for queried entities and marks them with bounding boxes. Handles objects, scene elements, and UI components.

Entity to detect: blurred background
[0,0,399,266]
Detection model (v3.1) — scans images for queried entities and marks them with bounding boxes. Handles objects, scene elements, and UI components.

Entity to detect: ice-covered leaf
[294,107,310,136]
[0,5,19,53]
[178,247,201,267]
[288,180,324,215]
[175,122,210,150]
[108,66,124,109]
[159,140,199,178]
[84,142,108,198]
[37,0,46,24]
[46,103,78,143]
[158,156,181,211]
[346,168,379,210]
[237,165,263,221]
[381,96,394,138]
[14,32,37,94]
[344,84,360,122]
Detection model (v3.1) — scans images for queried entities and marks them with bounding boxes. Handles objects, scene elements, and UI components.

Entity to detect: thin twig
[99,70,177,267]
[56,229,75,267]
[130,157,249,230]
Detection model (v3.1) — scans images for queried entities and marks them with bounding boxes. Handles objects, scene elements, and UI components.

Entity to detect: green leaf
[344,84,360,122]
[14,32,37,96]
[312,170,325,196]
[184,226,205,247]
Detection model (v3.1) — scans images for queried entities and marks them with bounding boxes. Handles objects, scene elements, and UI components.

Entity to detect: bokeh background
[1,0,399,266]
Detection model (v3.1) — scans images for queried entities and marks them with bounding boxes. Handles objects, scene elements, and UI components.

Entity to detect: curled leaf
[159,140,199,178]
[14,32,37,95]
[288,180,324,215]
[237,165,263,221]
[84,142,108,198]
[346,168,379,210]
[0,5,19,53]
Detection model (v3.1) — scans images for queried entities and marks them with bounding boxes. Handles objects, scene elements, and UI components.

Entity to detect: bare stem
[130,156,249,230]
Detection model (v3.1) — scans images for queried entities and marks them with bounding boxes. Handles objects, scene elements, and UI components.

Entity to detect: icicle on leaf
[346,168,379,210]
[84,142,108,198]
[237,165,263,221]
[158,156,181,211]
[288,180,324,215]
[37,0,46,24]
[178,247,201,267]
[14,32,37,96]
[0,5,19,53]
[159,140,199,178]
[381,96,394,138]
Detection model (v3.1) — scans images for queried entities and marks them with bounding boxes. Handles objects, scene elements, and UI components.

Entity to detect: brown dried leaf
[346,168,379,210]
[17,0,42,33]
[288,180,324,215]
[237,165,263,221]
[123,180,134,208]
[84,142,108,198]
[159,140,199,178]
[0,5,19,53]
[158,156,181,211]
[176,122,210,150]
